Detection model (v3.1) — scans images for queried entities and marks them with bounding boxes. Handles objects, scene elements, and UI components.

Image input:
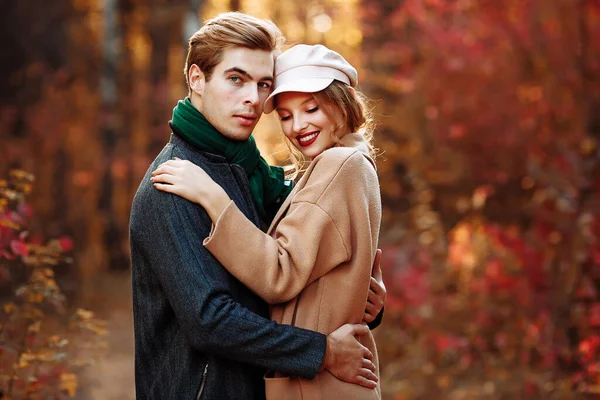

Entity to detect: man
[130,12,385,399]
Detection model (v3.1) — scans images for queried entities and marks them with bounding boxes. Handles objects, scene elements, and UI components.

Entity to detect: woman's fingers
[151,173,177,185]
[153,182,177,193]
[364,301,378,317]
[152,165,175,176]
[369,276,386,297]
[152,159,188,175]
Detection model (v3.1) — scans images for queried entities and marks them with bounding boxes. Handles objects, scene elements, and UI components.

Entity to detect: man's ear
[188,64,205,95]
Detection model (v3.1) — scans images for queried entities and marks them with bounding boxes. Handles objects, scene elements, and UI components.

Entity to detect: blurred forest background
[1,0,600,399]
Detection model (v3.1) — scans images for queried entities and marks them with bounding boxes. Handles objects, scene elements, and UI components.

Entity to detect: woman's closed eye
[279,115,292,121]
[306,106,319,113]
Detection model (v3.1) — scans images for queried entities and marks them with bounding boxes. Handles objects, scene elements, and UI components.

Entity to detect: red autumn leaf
[589,303,600,327]
[59,236,74,252]
[10,239,28,256]
[524,380,538,396]
[432,333,468,353]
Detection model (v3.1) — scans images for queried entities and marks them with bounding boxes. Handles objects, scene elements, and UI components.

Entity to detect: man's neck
[189,93,204,115]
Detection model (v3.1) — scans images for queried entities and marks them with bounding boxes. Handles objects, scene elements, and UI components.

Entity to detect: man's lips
[234,114,258,126]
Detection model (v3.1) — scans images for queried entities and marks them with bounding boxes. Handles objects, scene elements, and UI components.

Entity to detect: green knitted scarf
[171,98,291,222]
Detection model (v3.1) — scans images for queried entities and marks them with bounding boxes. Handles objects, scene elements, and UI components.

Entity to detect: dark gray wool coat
[129,133,326,400]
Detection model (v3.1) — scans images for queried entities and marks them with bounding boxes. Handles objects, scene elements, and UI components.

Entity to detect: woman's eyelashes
[279,106,319,121]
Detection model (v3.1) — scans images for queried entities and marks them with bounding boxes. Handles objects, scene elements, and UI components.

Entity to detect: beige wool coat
[203,133,382,400]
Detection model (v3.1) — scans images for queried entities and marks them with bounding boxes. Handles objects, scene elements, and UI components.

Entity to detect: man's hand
[323,324,378,389]
[363,249,386,324]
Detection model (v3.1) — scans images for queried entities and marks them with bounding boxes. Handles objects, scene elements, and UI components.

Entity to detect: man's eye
[230,76,242,83]
[258,82,272,90]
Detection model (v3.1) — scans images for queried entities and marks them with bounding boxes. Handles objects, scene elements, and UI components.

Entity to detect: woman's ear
[188,64,206,95]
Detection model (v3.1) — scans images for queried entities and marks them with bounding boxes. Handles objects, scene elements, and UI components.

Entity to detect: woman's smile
[296,131,320,147]
[276,91,344,159]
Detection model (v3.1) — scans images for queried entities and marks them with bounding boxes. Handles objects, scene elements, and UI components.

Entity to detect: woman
[151,44,382,400]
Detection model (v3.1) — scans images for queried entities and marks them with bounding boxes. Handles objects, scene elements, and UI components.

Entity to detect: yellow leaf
[75,308,94,320]
[48,335,69,348]
[9,169,35,182]
[34,292,44,303]
[17,352,35,368]
[48,335,61,345]
[60,373,78,397]
[28,320,42,333]
[4,302,17,314]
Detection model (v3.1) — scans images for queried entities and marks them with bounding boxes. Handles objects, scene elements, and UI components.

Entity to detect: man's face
[192,47,275,141]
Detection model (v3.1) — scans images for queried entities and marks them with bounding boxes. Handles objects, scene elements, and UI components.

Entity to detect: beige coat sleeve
[203,198,350,304]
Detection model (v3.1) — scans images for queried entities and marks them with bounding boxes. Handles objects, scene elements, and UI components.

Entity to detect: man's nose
[243,84,260,106]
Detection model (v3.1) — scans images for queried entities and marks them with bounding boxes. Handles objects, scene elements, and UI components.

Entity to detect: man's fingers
[360,367,378,381]
[349,323,370,336]
[363,312,375,324]
[362,358,376,371]
[353,375,378,389]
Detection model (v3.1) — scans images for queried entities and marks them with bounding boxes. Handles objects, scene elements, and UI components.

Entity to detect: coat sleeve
[203,200,350,304]
[203,154,356,305]
[130,178,326,379]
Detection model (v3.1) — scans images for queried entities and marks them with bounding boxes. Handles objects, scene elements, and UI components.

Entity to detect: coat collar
[267,133,375,233]
[337,133,376,169]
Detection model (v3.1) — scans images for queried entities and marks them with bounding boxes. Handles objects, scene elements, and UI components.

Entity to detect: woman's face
[275,91,343,160]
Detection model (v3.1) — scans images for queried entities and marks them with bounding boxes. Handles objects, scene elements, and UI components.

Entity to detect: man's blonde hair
[184,12,285,90]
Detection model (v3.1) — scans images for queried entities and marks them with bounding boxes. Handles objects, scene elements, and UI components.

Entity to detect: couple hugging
[130,11,385,400]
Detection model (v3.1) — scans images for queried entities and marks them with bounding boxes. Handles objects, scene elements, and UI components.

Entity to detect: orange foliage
[0,170,106,399]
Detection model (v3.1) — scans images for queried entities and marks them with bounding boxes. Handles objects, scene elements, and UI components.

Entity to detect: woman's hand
[151,159,231,222]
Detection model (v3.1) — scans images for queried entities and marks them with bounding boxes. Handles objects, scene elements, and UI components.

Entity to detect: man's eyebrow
[223,67,273,82]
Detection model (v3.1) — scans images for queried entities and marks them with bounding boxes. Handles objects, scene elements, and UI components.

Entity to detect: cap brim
[263,78,334,114]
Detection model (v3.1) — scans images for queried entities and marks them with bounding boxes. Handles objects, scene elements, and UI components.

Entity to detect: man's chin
[222,128,254,141]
